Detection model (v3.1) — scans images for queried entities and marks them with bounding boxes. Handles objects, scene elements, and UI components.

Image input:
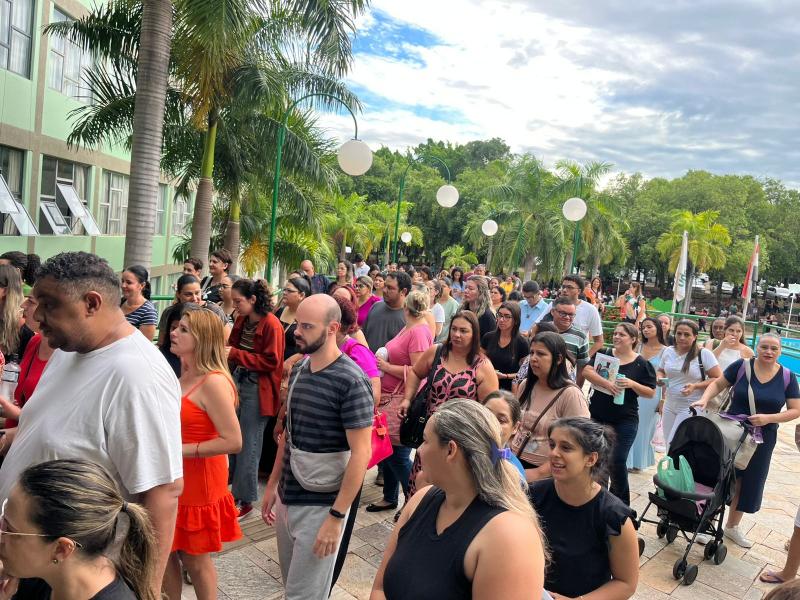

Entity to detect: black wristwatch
[329,507,346,519]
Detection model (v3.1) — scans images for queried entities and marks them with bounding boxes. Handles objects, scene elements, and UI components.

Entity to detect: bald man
[261,294,373,599]
[300,259,330,295]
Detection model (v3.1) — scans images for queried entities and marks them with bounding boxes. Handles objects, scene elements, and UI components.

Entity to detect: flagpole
[741,235,759,319]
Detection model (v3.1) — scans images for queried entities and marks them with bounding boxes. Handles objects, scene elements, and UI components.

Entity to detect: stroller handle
[653,474,716,502]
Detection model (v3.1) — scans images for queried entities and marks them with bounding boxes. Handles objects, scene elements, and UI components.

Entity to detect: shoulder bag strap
[426,344,444,385]
[515,386,571,457]
[697,348,706,381]
[285,358,310,445]
[743,358,757,416]
[719,360,746,413]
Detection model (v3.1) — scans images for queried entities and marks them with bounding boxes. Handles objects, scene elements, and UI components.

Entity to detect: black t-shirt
[275,305,300,360]
[475,310,496,338]
[14,576,136,600]
[200,276,223,304]
[530,479,634,598]
[588,350,656,424]
[481,332,529,391]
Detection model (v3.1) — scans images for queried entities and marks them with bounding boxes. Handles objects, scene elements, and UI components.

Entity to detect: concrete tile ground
[181,421,799,599]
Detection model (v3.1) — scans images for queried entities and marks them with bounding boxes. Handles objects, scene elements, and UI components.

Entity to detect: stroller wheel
[638,537,645,557]
[673,559,687,580]
[704,541,717,560]
[713,543,727,565]
[683,564,699,585]
[657,521,668,538]
[666,525,679,543]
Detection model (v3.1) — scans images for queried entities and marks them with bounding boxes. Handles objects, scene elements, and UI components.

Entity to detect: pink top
[357,295,382,327]
[382,324,433,393]
[340,337,380,379]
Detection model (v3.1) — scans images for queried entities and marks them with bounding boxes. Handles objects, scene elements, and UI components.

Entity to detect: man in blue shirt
[520,280,549,335]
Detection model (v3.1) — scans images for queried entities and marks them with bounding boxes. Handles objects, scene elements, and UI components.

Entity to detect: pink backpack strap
[783,366,792,390]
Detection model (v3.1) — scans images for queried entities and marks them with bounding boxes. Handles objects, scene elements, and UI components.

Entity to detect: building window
[0,0,33,77]
[171,195,191,235]
[1,145,38,235]
[40,155,89,232]
[100,170,129,234]
[154,183,167,234]
[48,8,92,103]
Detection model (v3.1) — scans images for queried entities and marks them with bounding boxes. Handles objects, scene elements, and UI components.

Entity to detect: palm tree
[441,245,478,270]
[124,0,172,269]
[366,200,422,265]
[480,155,566,280]
[550,160,614,274]
[49,0,367,270]
[323,192,373,260]
[657,210,731,310]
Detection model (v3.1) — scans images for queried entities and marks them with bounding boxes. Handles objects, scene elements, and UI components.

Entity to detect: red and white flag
[741,235,759,313]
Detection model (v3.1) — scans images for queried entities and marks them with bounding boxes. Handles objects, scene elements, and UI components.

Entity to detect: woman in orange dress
[163,305,243,600]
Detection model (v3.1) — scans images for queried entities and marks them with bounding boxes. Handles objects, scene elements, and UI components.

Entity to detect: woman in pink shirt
[370,289,433,513]
[355,275,382,327]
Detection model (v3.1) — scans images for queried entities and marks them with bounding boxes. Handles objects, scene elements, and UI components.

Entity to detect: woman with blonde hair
[164,306,243,600]
[462,276,496,337]
[0,264,29,362]
[370,400,545,600]
[0,458,158,600]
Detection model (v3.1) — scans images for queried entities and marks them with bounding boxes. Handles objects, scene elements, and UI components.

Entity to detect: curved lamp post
[562,197,587,275]
[392,156,458,264]
[267,93,372,281]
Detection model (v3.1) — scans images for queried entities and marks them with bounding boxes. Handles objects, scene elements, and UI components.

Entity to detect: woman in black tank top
[371,400,545,600]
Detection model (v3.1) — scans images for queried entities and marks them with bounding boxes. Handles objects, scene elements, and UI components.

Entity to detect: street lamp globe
[337,139,373,176]
[436,184,459,208]
[400,231,412,244]
[562,197,587,222]
[481,219,498,236]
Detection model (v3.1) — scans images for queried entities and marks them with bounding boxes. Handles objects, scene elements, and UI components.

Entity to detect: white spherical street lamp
[337,139,373,176]
[562,197,587,222]
[436,184,459,208]
[400,231,412,244]
[481,219,498,236]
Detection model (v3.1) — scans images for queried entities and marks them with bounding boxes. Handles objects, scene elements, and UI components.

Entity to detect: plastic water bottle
[613,374,626,406]
[0,355,20,400]
[376,347,388,377]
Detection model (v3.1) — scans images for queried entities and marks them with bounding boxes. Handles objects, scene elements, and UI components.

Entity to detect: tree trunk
[222,192,241,276]
[122,0,173,269]
[715,274,724,313]
[189,109,219,273]
[339,232,347,262]
[524,254,535,281]
[486,238,494,271]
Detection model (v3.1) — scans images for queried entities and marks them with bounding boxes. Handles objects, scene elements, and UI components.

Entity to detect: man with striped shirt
[261,294,373,599]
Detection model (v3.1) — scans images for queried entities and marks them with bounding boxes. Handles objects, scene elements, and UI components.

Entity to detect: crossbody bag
[511,386,572,460]
[286,358,351,493]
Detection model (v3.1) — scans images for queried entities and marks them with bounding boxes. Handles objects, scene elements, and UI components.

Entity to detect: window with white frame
[1,145,37,235]
[40,155,89,233]
[0,0,33,78]
[154,183,167,234]
[48,8,92,103]
[171,195,190,235]
[100,171,129,235]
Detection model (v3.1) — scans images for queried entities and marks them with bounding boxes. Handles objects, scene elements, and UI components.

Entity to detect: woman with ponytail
[0,458,157,600]
[226,279,285,520]
[529,417,639,600]
[371,399,545,600]
[121,265,158,341]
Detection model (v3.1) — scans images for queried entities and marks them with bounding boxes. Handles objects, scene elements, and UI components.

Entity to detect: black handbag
[400,344,444,448]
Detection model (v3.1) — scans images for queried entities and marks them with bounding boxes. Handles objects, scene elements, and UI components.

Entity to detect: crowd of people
[0,249,798,600]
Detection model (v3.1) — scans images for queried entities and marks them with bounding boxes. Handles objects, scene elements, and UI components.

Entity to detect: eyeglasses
[0,498,82,547]
[497,313,513,320]
[283,287,298,294]
[553,309,576,320]
[355,284,369,289]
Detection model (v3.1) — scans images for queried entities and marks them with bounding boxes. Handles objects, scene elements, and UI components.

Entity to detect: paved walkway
[181,421,799,599]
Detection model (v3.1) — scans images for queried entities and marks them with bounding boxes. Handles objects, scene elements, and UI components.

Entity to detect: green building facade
[0,0,186,294]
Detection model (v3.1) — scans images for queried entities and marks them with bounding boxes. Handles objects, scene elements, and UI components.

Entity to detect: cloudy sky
[318,0,800,185]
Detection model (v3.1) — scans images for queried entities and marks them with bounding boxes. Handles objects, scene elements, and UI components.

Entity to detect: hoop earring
[52,559,59,564]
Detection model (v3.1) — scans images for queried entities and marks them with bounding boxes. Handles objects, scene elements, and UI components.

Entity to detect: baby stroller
[635,409,743,586]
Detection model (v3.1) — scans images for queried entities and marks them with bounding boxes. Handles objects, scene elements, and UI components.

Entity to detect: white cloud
[316,0,800,185]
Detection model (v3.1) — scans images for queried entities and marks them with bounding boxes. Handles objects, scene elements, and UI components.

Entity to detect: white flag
[673,230,688,304]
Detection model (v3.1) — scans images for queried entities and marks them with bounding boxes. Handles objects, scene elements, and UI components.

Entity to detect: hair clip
[490,443,513,465]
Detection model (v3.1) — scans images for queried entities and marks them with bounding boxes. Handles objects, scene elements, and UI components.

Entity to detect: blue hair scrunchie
[490,442,513,466]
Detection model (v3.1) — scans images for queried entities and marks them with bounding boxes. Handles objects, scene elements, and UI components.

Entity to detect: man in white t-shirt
[0,251,183,594]
[536,274,604,356]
